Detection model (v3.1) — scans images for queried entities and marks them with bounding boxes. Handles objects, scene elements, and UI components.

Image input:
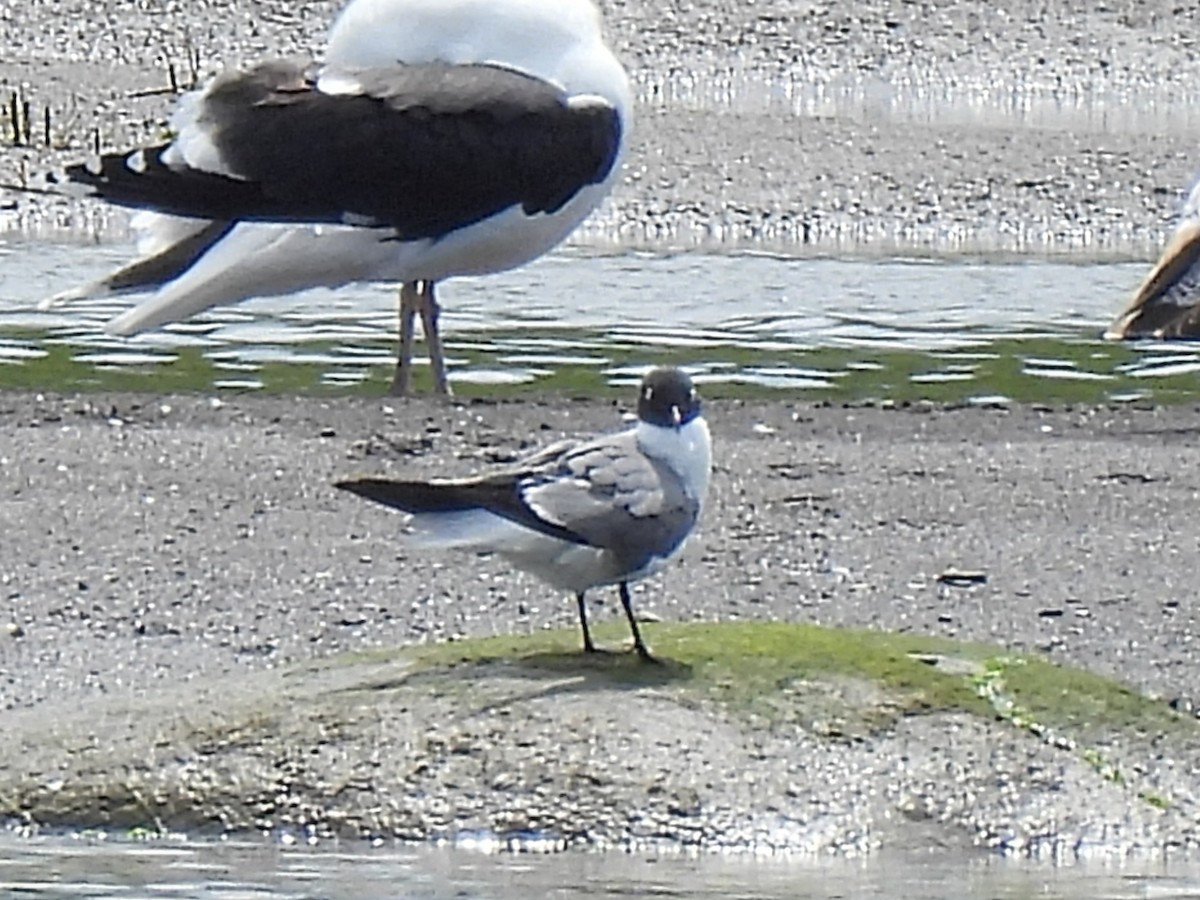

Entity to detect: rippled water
[2,832,1199,899]
[4,238,1195,402]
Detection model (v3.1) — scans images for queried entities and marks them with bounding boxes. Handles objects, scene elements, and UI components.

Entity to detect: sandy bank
[2,392,1200,852]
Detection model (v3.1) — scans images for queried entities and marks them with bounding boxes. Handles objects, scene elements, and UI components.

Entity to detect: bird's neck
[635,417,712,503]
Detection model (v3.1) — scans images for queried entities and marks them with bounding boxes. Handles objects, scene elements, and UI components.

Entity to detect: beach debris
[936,567,988,587]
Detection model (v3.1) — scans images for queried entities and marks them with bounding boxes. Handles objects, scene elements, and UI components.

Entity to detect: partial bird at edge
[1106,174,1200,341]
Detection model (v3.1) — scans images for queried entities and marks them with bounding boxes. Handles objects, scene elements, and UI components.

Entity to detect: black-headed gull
[336,367,712,660]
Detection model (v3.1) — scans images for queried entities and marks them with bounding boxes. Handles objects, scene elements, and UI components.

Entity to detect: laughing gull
[1106,174,1200,340]
[336,367,712,660]
[38,0,630,395]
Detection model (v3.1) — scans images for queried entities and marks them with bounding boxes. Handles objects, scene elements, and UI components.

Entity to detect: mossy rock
[347,620,1186,740]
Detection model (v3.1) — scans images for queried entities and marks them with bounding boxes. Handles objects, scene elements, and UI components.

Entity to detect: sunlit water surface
[2,239,1196,403]
[3,833,1200,899]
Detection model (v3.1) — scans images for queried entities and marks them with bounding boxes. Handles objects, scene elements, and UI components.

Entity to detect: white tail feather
[102,222,410,336]
[405,509,544,551]
[402,507,614,593]
[39,282,109,310]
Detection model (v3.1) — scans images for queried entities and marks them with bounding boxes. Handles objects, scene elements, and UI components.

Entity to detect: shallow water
[4,238,1195,403]
[1,832,1198,899]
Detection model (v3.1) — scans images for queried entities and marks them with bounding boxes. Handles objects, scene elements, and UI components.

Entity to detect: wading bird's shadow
[448,649,695,718]
[318,643,694,722]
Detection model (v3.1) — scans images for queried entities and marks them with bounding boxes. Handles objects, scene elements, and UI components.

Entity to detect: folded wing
[336,432,698,570]
[68,60,624,241]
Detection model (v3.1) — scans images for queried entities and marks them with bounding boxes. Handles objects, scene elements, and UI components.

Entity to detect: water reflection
[0,832,1197,899]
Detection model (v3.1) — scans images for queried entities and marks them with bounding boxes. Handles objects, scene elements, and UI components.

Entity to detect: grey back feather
[338,430,698,573]
[517,431,698,570]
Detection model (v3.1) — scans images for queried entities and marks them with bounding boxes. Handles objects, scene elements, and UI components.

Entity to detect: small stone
[4,622,23,638]
[937,568,987,586]
[1169,697,1197,716]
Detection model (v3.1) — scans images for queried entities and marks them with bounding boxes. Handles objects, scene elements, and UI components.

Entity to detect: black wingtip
[334,476,479,514]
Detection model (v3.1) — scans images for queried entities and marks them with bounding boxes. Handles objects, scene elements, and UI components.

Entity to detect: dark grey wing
[67,60,623,241]
[517,432,699,568]
[336,431,697,567]
[335,436,595,544]
[335,467,589,547]
[99,220,236,294]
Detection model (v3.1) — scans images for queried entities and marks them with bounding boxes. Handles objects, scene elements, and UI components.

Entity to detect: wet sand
[4,392,1199,707]
[2,392,1200,853]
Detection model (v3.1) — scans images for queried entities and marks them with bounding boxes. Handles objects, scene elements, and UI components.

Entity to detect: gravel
[3,393,1200,853]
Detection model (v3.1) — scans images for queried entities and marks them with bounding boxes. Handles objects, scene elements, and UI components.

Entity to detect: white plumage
[45,0,631,394]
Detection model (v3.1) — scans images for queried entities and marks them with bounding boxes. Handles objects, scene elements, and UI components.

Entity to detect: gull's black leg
[618,582,656,662]
[576,591,598,653]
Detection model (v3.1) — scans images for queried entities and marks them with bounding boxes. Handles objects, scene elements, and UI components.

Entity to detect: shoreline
[5,0,1200,858]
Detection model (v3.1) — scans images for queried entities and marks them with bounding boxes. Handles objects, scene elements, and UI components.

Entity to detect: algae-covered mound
[1,622,1195,855]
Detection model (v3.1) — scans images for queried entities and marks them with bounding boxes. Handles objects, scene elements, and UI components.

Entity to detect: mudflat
[2,0,1198,254]
[2,392,1199,853]
[4,391,1197,707]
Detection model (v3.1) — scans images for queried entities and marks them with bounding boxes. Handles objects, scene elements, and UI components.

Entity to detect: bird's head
[637,367,701,432]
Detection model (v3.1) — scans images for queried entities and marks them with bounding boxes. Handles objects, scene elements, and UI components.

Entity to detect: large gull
[41,0,631,394]
[1106,176,1200,340]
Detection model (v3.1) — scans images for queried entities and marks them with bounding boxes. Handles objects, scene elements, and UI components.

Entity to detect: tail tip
[102,310,145,337]
[39,285,92,310]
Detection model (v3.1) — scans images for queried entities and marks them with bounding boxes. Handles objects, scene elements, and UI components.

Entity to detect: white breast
[635,416,713,507]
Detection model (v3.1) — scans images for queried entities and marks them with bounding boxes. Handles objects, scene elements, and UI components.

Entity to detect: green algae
[3,621,1186,837]
[1,329,1197,404]
[396,620,1185,738]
